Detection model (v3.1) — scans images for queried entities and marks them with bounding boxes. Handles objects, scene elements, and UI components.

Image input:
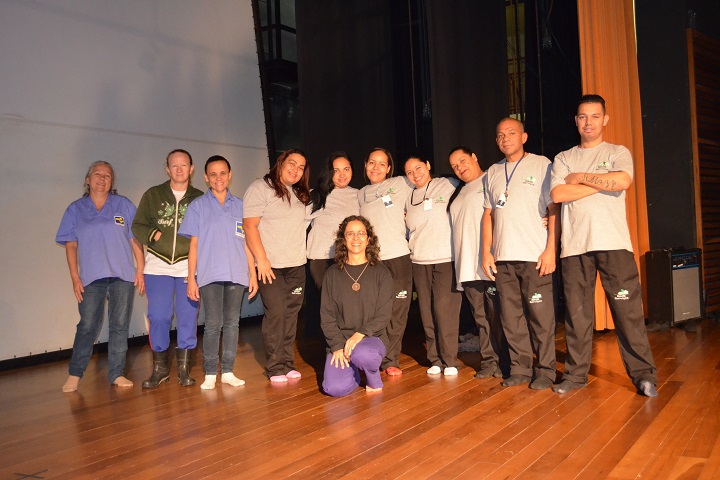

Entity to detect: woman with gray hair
[56,161,145,392]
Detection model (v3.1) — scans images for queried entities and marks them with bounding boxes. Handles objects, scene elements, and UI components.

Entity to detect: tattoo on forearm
[582,173,617,191]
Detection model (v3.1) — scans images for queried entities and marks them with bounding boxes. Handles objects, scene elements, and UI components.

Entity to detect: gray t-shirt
[483,153,553,261]
[243,178,309,268]
[307,186,360,260]
[550,142,634,258]
[405,177,457,264]
[358,176,412,260]
[449,173,491,288]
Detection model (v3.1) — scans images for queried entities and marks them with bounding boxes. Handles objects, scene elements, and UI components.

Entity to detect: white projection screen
[0,0,269,361]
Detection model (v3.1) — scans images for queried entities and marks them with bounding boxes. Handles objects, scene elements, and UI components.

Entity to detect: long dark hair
[333,215,380,269]
[263,148,311,205]
[310,151,351,213]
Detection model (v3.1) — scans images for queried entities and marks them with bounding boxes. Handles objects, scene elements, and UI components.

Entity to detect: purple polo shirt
[56,194,138,287]
[178,189,250,288]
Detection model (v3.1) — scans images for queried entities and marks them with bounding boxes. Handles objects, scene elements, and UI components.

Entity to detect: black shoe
[142,350,170,389]
[474,364,498,379]
[501,374,531,387]
[682,321,697,332]
[176,348,196,387]
[551,379,584,394]
[646,320,669,332]
[529,376,553,390]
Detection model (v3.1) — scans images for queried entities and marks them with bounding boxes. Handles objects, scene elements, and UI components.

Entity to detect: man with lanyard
[550,94,658,397]
[482,118,559,389]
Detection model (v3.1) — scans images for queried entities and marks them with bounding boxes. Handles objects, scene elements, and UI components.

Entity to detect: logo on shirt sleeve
[114,216,125,226]
[236,221,245,237]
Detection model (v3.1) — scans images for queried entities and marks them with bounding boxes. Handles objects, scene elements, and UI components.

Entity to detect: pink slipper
[286,370,302,379]
[269,375,288,383]
[385,366,402,376]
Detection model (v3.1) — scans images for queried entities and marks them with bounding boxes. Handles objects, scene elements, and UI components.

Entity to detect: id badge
[382,194,393,208]
[495,193,507,209]
[423,198,433,211]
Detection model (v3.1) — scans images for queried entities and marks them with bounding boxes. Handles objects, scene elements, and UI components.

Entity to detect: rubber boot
[142,350,170,389]
[177,347,196,386]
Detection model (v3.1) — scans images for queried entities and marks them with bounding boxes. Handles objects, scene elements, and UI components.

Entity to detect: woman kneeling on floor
[321,215,393,396]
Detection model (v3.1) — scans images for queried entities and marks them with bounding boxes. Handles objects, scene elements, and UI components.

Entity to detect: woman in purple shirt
[56,161,145,392]
[179,155,258,390]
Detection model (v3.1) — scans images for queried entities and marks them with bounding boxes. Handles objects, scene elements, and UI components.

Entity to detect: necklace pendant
[352,282,361,291]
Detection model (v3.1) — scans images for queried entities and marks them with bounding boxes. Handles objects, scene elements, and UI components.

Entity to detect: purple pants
[145,274,199,351]
[322,336,386,397]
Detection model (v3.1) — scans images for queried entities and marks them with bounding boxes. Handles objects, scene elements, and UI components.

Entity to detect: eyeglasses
[344,231,367,239]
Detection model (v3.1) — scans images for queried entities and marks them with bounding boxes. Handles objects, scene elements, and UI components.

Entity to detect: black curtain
[297,0,510,180]
[296,0,396,186]
[425,0,508,173]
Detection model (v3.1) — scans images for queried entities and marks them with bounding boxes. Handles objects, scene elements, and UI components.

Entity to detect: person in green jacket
[131,149,204,388]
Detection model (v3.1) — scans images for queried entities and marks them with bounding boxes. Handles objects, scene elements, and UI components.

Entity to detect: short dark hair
[166,149,193,167]
[333,215,381,268]
[204,155,231,173]
[578,94,606,113]
[404,154,433,172]
[448,145,475,158]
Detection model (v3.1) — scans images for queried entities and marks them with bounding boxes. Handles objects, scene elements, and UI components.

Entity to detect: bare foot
[366,386,383,393]
[113,376,133,387]
[63,375,80,393]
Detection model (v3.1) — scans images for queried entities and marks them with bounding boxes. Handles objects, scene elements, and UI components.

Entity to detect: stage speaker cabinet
[646,248,704,326]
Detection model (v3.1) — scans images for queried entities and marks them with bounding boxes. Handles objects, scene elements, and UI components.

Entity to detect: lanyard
[410,178,432,206]
[503,152,526,196]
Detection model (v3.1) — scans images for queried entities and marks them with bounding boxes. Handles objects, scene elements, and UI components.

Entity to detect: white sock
[200,374,217,390]
[63,375,80,392]
[221,372,245,387]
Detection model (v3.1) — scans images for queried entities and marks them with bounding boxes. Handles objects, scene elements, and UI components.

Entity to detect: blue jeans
[68,277,134,383]
[145,274,199,351]
[199,282,244,374]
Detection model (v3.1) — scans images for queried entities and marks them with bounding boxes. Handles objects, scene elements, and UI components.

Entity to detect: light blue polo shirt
[56,194,137,287]
[178,189,250,288]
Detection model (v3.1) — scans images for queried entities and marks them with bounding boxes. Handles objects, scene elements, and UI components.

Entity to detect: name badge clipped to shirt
[495,193,507,209]
[236,221,245,237]
[424,198,433,211]
[382,194,393,208]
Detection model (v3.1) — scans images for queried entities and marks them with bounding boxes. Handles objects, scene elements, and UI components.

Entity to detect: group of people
[56,94,658,398]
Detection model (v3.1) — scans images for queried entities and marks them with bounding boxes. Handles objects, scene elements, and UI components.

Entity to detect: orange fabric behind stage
[577,0,651,330]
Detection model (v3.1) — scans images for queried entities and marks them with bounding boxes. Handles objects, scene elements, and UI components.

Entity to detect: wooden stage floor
[1,314,719,479]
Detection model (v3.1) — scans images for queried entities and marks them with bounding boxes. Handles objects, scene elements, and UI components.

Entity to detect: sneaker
[443,367,458,376]
[551,379,584,394]
[638,380,658,397]
[501,374,531,387]
[286,370,302,379]
[269,375,288,383]
[427,365,442,375]
[529,376,553,390]
[474,364,498,379]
